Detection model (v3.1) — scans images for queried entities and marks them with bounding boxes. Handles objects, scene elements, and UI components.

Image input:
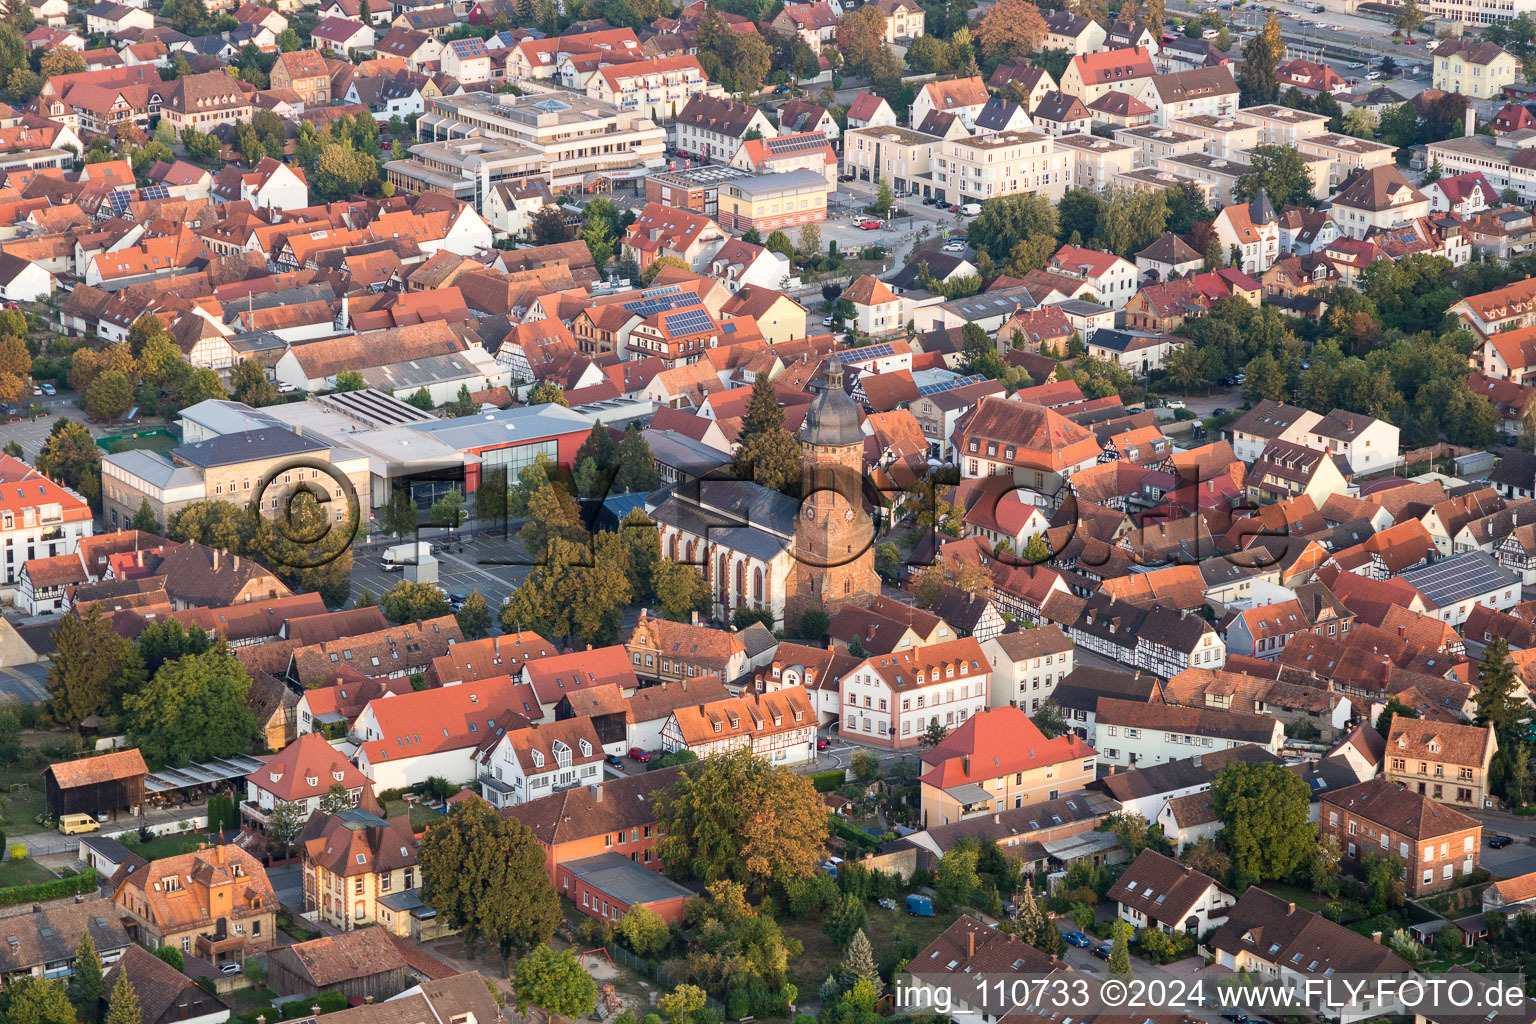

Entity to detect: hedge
[0,866,97,906]
[828,816,881,851]
[810,770,845,792]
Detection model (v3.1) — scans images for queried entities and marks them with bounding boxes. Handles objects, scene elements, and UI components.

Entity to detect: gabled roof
[918,704,1094,789]
[1070,45,1154,84]
[1108,848,1224,923]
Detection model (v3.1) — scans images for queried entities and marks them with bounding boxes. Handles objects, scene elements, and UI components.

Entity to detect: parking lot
[347,526,535,611]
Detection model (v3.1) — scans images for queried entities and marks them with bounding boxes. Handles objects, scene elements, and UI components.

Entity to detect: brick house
[1321,777,1481,896]
[112,845,276,963]
[1384,717,1497,809]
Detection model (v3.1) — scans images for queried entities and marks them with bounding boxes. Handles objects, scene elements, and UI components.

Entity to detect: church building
[648,357,881,628]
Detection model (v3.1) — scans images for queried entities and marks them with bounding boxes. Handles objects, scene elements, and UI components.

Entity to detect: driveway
[269,862,305,915]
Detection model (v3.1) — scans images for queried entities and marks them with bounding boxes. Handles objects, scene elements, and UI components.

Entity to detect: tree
[419,798,561,960]
[874,178,894,218]
[1236,12,1282,106]
[975,0,1047,65]
[1234,146,1314,208]
[969,192,1058,261]
[850,749,880,783]
[319,782,354,814]
[333,369,366,392]
[617,905,671,958]
[47,605,145,725]
[654,746,828,887]
[527,381,567,407]
[1108,920,1133,978]
[0,332,30,404]
[266,799,307,855]
[37,418,102,506]
[7,977,75,1024]
[1474,638,1524,736]
[137,619,211,677]
[1211,760,1316,886]
[152,947,183,971]
[1010,878,1049,945]
[731,426,800,493]
[659,985,708,1024]
[696,7,772,93]
[382,579,451,623]
[70,930,105,1024]
[1394,0,1423,33]
[1100,811,1172,856]
[934,840,980,910]
[514,945,599,1018]
[125,646,260,767]
[824,892,867,944]
[430,487,468,531]
[531,205,572,245]
[765,230,795,260]
[226,358,280,407]
[653,561,710,622]
[613,425,660,494]
[456,591,492,639]
[840,928,881,990]
[836,5,888,75]
[797,222,822,259]
[377,488,418,538]
[104,972,141,1024]
[921,720,949,748]
[84,369,134,420]
[1376,698,1417,738]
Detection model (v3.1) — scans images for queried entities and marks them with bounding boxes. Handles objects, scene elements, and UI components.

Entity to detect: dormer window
[306,776,318,788]
[332,770,344,781]
[531,749,544,768]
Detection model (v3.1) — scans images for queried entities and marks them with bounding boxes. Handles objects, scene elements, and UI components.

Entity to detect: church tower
[790,356,880,624]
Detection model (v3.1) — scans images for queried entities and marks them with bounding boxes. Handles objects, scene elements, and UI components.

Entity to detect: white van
[960,203,982,216]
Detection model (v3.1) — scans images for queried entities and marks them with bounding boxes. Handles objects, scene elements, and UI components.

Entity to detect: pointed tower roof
[1250,190,1277,226]
[800,355,862,447]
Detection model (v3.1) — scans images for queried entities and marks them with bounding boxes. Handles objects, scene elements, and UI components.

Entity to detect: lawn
[0,765,50,836]
[381,798,448,832]
[132,832,215,860]
[783,904,952,1004]
[100,431,178,455]
[0,856,57,887]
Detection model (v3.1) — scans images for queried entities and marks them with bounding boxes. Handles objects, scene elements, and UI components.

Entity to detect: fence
[601,944,726,1014]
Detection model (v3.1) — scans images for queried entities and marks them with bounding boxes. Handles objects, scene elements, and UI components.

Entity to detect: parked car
[40,383,54,395]
[858,219,883,230]
[1365,70,1381,79]
[1092,944,1112,960]
[58,813,99,836]
[838,173,855,182]
[629,747,652,762]
[605,753,626,768]
[817,737,830,750]
[1165,399,1186,409]
[923,196,937,205]
[1348,61,1365,68]
[448,593,467,611]
[220,962,243,976]
[942,242,966,253]
[1489,834,1515,848]
[823,316,835,326]
[1063,932,1091,948]
[1220,1013,1248,1023]
[1212,407,1228,416]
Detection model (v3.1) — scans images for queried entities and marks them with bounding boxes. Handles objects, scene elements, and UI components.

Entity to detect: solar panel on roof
[109,191,131,213]
[140,184,170,201]
[915,373,987,397]
[841,342,894,361]
[664,308,714,335]
[764,134,823,154]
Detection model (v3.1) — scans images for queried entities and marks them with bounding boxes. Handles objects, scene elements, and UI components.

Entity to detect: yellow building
[1432,38,1516,100]
[717,170,830,233]
[298,808,448,938]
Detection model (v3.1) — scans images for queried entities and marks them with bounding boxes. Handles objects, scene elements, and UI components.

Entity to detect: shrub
[810,770,846,792]
[8,843,26,860]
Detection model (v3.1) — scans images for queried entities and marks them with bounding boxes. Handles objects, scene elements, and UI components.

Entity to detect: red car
[858,219,883,230]
[628,747,652,762]
[817,738,830,750]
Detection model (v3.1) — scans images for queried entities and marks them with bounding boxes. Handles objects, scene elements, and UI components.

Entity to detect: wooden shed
[43,748,148,820]
[267,928,409,1001]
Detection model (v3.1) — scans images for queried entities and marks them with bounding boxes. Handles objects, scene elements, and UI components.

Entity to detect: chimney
[233,555,240,572]
[691,610,700,626]
[1399,625,1406,638]
[293,423,303,437]
[962,754,971,776]
[136,549,143,568]
[1465,104,1475,137]
[364,998,375,1005]
[968,931,975,958]
[590,783,602,801]
[1287,902,1296,915]
[312,1007,322,1018]
[258,1017,267,1024]
[212,548,220,571]
[1371,931,1382,944]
